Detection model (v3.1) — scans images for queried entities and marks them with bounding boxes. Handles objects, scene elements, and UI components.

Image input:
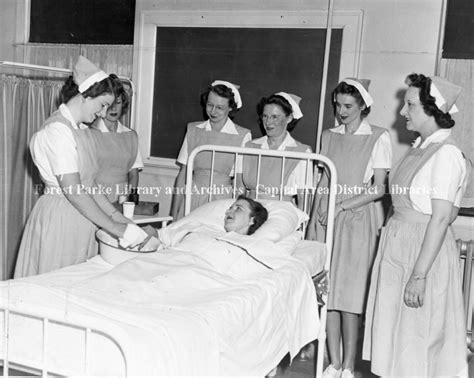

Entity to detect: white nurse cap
[73,56,108,93]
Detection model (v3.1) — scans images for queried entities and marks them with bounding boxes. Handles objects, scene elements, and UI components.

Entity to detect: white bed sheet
[0,243,322,376]
[293,239,327,277]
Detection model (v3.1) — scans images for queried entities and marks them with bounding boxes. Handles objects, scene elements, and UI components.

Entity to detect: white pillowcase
[180,199,308,242]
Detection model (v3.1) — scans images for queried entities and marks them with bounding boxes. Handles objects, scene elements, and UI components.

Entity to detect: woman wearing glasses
[171,80,251,220]
[237,92,312,210]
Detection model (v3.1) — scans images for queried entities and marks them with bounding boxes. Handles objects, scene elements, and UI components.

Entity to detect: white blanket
[0,236,320,376]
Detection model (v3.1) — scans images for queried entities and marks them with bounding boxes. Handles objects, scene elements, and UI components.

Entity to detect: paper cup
[122,201,135,219]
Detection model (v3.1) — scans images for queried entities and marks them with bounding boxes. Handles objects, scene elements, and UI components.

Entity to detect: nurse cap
[429,76,462,114]
[211,80,242,109]
[341,78,374,107]
[73,56,108,93]
[275,92,303,119]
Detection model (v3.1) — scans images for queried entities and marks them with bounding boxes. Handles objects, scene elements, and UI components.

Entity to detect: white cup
[122,201,135,219]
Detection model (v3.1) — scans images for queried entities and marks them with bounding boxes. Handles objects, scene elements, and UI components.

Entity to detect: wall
[0,0,28,72]
[0,0,446,216]
[134,0,444,214]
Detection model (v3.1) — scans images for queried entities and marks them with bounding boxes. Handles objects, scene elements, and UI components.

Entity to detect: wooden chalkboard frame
[133,8,364,168]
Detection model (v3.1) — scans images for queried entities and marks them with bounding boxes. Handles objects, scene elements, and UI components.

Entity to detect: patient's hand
[142,225,158,238]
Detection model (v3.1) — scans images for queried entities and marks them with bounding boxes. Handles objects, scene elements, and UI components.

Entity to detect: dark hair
[60,75,115,104]
[109,74,130,115]
[257,94,300,131]
[405,73,455,129]
[200,83,239,118]
[237,195,268,235]
[332,81,371,118]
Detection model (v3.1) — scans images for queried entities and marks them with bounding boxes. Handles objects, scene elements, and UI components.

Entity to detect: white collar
[330,119,372,135]
[59,104,85,130]
[196,118,238,134]
[91,118,130,133]
[253,132,297,150]
[412,128,452,149]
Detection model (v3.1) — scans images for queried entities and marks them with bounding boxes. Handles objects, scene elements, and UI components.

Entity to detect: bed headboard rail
[185,144,337,271]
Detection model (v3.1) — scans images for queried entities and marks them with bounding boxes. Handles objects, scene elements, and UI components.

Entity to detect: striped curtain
[0,75,62,279]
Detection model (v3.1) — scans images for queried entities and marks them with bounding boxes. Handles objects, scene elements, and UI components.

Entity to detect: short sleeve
[41,123,79,175]
[240,132,252,147]
[176,133,189,165]
[372,130,392,169]
[430,145,466,205]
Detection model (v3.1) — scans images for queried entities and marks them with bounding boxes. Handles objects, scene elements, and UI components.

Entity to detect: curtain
[438,59,474,208]
[15,43,134,127]
[17,43,133,79]
[0,75,62,279]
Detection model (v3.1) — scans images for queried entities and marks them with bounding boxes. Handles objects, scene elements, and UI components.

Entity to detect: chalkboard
[443,0,474,59]
[29,0,135,44]
[151,27,342,159]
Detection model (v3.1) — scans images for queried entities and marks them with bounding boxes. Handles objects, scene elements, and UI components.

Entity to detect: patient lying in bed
[145,194,268,240]
[143,195,285,277]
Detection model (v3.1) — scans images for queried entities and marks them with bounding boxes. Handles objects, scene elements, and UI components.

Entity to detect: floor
[274,339,474,378]
[273,339,375,378]
[2,334,473,377]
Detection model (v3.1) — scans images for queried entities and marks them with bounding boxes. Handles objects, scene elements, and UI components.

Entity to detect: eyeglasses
[206,103,229,112]
[261,114,284,122]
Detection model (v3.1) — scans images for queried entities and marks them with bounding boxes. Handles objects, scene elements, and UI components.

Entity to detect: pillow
[179,199,308,242]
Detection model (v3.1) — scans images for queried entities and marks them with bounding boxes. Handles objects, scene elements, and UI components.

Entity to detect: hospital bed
[0,145,337,377]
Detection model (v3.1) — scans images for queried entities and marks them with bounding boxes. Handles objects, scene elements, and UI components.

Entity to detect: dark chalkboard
[151,27,342,159]
[443,0,474,59]
[29,0,135,44]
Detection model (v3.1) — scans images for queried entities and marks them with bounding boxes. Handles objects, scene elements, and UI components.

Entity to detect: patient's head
[224,195,268,235]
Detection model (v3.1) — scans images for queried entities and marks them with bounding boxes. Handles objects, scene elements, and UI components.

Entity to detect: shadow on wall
[391,88,415,147]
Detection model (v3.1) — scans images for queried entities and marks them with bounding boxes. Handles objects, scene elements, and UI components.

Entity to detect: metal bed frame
[186,145,338,377]
[1,308,127,377]
[0,145,337,378]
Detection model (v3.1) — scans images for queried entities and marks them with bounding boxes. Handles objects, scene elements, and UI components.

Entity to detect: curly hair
[200,84,239,118]
[257,94,300,131]
[332,81,371,118]
[109,74,130,115]
[405,73,455,129]
[60,75,115,104]
[236,195,268,235]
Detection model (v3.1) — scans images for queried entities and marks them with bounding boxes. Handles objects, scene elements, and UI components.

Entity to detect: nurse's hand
[119,224,148,249]
[318,212,328,227]
[111,210,133,224]
[404,274,426,308]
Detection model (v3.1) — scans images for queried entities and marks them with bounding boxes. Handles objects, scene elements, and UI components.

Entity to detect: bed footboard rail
[0,307,128,377]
